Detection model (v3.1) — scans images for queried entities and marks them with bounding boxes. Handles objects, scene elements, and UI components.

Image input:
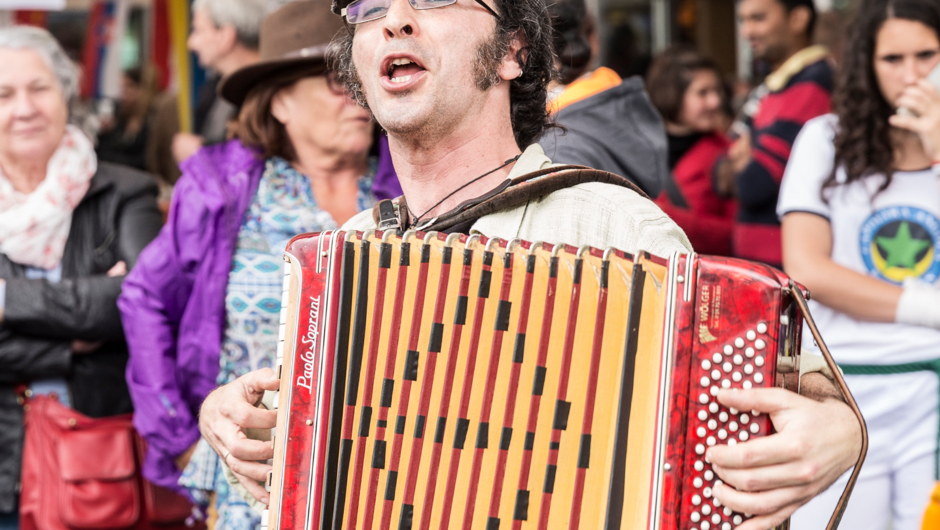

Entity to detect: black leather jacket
[0,163,162,513]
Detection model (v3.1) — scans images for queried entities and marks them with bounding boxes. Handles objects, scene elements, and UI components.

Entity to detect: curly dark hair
[327,0,558,149]
[826,0,940,196]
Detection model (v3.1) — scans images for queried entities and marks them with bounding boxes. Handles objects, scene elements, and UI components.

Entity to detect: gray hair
[192,0,276,50]
[0,25,79,105]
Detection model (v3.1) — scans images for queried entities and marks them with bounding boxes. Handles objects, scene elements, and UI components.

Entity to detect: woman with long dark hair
[778,0,940,527]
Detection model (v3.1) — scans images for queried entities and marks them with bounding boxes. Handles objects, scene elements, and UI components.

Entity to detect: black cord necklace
[407,154,521,228]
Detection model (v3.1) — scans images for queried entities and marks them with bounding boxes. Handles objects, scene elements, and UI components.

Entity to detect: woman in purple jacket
[117,3,399,527]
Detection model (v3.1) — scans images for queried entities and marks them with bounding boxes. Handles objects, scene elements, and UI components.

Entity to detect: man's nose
[384,0,419,39]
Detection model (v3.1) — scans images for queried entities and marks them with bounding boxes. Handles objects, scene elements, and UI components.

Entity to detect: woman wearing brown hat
[117,2,398,527]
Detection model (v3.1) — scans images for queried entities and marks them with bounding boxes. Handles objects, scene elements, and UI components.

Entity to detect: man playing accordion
[199,1,863,529]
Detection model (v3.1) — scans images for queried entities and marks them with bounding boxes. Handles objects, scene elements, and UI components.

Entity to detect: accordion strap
[790,283,869,530]
[374,165,650,234]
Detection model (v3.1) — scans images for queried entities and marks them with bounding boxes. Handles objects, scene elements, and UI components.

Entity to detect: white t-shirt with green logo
[778,114,940,364]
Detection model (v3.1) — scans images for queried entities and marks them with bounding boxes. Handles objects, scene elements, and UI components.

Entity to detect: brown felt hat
[220,0,345,106]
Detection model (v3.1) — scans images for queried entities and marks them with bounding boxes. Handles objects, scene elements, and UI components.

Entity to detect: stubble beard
[349,29,510,143]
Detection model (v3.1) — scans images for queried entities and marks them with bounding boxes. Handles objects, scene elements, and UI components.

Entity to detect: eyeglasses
[342,0,499,25]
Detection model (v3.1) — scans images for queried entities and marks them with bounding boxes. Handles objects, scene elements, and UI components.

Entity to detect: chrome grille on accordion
[264,230,806,530]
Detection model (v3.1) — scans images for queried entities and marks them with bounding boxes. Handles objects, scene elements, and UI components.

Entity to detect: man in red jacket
[719,0,833,266]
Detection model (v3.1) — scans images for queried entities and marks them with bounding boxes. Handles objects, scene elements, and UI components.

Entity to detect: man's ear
[498,31,527,81]
[788,5,812,39]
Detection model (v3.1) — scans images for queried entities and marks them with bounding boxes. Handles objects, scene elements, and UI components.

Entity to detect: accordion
[263,230,859,530]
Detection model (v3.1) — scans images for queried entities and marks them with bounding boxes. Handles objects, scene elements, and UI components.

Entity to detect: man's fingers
[219,399,278,430]
[234,470,270,506]
[228,456,273,484]
[711,460,821,492]
[706,432,805,470]
[225,435,275,462]
[716,387,801,416]
[713,481,812,518]
[239,368,281,399]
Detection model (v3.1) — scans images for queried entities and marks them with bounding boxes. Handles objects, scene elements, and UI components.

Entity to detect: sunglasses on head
[342,0,499,25]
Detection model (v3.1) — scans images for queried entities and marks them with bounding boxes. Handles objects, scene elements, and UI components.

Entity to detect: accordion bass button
[702,359,712,370]
[713,353,723,364]
[754,373,765,384]
[733,515,744,525]
[723,362,732,373]
[698,410,708,421]
[706,436,717,447]
[704,470,714,481]
[728,421,738,432]
[718,429,728,440]
[691,511,701,523]
[694,477,703,488]
[721,380,731,389]
[755,339,767,350]
[709,403,719,414]
[755,356,765,367]
[712,513,721,525]
[695,460,705,471]
[750,423,760,434]
[757,322,769,334]
[742,381,753,389]
[744,364,754,375]
[702,522,711,530]
[723,345,734,355]
[745,347,755,358]
[693,494,702,506]
[701,376,711,387]
[739,432,749,442]
[747,330,757,341]
[711,369,721,380]
[734,338,745,348]
[718,411,729,422]
[696,444,706,455]
[707,419,717,430]
[723,507,732,517]
[732,372,742,383]
[697,427,707,438]
[733,354,743,365]
[740,414,750,423]
[722,523,731,530]
[699,393,710,404]
[727,438,737,446]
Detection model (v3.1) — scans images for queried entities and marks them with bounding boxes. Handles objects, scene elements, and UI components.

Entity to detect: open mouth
[385,57,426,85]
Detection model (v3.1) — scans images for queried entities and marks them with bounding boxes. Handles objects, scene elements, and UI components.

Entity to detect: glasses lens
[345,0,391,23]
[410,0,458,9]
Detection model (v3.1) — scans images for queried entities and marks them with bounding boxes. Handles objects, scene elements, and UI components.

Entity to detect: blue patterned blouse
[180,156,376,530]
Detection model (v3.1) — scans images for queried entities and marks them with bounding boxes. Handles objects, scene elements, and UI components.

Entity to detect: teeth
[391,58,413,66]
[391,75,412,84]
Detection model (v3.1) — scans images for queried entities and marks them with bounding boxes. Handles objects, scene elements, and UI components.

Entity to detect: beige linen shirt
[342,144,693,256]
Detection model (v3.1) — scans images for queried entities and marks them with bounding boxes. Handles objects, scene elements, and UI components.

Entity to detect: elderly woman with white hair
[0,26,162,529]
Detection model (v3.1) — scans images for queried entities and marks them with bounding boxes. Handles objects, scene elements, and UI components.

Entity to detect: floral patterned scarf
[0,126,97,269]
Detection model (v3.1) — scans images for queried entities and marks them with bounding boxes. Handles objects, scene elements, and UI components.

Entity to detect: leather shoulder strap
[422,165,650,233]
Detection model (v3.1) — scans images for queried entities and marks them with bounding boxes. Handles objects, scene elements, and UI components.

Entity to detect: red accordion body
[264,231,803,530]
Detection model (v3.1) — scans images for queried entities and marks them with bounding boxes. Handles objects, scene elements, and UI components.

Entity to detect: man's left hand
[706,386,862,530]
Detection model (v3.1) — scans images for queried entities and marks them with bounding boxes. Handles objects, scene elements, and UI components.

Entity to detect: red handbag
[19,394,200,530]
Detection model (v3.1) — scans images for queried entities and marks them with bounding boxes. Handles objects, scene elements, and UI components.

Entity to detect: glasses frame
[341,0,499,27]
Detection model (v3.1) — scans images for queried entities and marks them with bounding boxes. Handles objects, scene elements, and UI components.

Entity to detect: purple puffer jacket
[118,138,400,495]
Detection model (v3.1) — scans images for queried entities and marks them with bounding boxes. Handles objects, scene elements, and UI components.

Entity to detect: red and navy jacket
[732,56,833,266]
[658,133,736,256]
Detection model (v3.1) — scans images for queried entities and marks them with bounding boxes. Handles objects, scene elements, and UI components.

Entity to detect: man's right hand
[199,368,279,505]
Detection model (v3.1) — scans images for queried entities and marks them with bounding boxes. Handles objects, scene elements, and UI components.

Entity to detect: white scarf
[0,125,97,270]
